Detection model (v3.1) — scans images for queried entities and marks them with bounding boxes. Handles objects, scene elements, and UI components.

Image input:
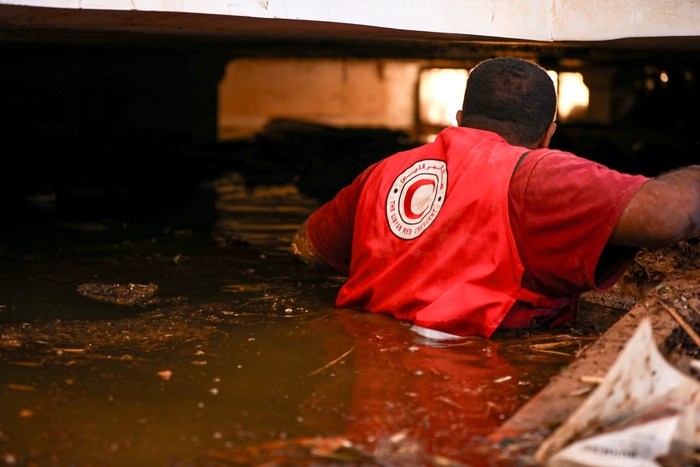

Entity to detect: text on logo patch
[386,159,447,239]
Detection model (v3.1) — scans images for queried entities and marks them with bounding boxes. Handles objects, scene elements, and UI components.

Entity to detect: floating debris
[308,347,354,376]
[7,384,35,391]
[206,434,467,466]
[77,283,160,306]
[537,319,700,466]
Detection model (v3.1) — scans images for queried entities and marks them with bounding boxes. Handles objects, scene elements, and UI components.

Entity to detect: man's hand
[610,165,700,248]
[290,220,331,267]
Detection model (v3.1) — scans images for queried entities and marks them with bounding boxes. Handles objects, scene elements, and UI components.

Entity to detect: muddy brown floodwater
[0,174,627,467]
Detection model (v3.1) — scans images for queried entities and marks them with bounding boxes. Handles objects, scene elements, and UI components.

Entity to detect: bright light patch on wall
[547,70,559,94]
[419,68,469,127]
[558,72,589,121]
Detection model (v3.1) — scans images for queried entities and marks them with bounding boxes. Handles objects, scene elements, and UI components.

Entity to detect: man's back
[292,56,700,338]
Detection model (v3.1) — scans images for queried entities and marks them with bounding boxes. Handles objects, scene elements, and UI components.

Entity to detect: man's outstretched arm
[289,162,380,274]
[609,165,700,248]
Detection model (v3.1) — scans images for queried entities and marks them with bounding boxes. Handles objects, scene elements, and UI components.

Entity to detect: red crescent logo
[386,159,447,240]
[402,179,436,219]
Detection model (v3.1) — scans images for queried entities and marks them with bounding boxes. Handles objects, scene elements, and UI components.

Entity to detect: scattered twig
[51,348,86,353]
[232,297,277,311]
[308,347,354,376]
[485,401,499,416]
[510,334,598,344]
[437,396,463,409]
[580,375,605,384]
[532,349,573,357]
[574,343,593,358]
[435,339,481,348]
[655,297,700,348]
[633,257,652,280]
[71,354,152,361]
[569,386,593,397]
[530,341,578,350]
[658,285,700,318]
[8,384,35,391]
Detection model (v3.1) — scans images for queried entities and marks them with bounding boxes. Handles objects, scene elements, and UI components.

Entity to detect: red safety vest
[336,127,571,338]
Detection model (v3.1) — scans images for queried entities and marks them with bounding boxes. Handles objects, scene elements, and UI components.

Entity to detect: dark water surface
[0,176,626,467]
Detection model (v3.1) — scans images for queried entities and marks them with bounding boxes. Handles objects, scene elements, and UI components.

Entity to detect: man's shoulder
[525,147,581,163]
[518,148,616,178]
[512,147,648,199]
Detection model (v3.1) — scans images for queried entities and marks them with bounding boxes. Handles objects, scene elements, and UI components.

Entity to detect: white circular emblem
[386,159,447,240]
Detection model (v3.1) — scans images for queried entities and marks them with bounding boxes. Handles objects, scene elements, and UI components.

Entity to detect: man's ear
[455,110,463,127]
[539,122,557,148]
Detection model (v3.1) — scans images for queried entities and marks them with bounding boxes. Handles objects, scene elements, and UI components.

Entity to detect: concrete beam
[2,0,700,45]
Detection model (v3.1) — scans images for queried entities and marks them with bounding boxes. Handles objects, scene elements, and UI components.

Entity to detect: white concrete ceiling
[1,0,700,53]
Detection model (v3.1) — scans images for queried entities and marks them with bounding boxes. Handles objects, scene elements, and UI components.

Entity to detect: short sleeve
[305,163,379,275]
[509,151,650,296]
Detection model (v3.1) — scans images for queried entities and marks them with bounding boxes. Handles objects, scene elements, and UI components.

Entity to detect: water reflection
[331,313,522,458]
[0,174,623,466]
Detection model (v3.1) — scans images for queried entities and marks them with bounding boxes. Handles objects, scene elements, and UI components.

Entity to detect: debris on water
[494,376,512,383]
[307,347,354,376]
[373,432,468,467]
[7,384,35,391]
[0,304,234,366]
[158,370,172,380]
[77,283,160,306]
[568,387,593,397]
[579,376,605,385]
[206,434,465,467]
[536,319,700,466]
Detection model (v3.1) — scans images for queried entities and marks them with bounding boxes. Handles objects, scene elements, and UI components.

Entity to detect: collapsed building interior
[2,5,700,240]
[3,6,700,466]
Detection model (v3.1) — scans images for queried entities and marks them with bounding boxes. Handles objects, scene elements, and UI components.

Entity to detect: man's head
[458,57,557,149]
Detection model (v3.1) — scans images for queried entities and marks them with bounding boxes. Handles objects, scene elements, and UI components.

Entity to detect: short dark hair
[460,57,557,146]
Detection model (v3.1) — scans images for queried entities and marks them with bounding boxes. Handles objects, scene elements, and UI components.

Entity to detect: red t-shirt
[305,129,649,329]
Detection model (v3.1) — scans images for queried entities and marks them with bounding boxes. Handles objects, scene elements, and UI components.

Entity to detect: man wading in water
[291,56,700,338]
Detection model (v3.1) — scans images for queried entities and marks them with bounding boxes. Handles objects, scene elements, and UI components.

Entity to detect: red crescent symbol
[403,179,435,219]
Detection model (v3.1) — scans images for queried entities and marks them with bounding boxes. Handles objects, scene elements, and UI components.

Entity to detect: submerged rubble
[77,283,162,306]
